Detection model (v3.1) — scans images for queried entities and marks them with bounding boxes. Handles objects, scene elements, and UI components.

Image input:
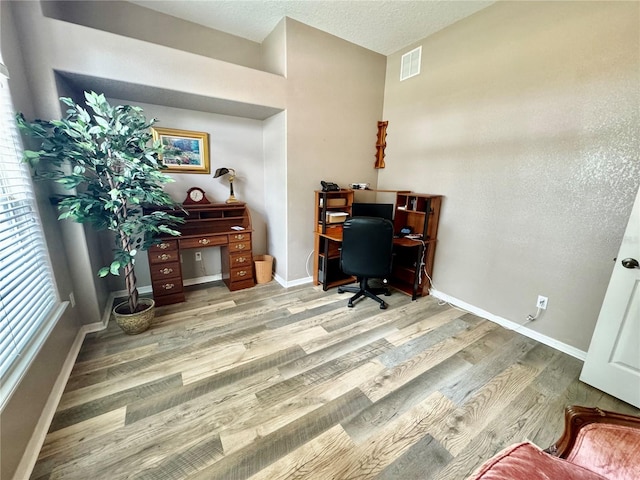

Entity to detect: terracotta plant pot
[112,298,155,334]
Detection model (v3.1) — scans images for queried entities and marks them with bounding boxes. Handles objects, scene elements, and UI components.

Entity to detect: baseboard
[274,273,286,287]
[112,284,152,299]
[183,274,222,287]
[114,273,310,297]
[100,291,116,329]
[112,275,223,300]
[430,288,587,361]
[278,274,312,288]
[12,322,101,480]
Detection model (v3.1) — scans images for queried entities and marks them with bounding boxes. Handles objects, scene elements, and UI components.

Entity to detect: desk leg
[411,243,424,301]
[313,234,320,285]
[322,236,330,291]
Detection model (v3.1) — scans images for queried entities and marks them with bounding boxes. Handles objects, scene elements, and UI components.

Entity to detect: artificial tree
[17,91,183,315]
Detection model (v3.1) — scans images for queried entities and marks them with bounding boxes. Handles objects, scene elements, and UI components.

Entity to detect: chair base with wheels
[338,278,391,309]
[338,216,395,310]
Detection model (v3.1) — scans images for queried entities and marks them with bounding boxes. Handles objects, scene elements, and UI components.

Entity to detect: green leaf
[23,150,43,159]
[109,261,121,275]
[95,116,109,129]
[16,91,181,305]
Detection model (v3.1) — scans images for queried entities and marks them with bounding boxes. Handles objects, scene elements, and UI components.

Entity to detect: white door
[580,189,640,408]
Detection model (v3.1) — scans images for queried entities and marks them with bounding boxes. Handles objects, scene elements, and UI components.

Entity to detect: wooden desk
[312,190,442,300]
[314,229,430,300]
[145,203,254,306]
[389,236,436,300]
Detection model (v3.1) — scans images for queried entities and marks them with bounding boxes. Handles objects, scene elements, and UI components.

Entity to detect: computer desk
[315,229,432,300]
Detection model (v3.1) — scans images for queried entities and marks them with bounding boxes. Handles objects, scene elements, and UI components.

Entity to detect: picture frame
[151,127,210,174]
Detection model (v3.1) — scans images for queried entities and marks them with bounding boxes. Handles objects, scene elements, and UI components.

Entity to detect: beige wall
[41,0,264,71]
[284,19,386,280]
[380,1,640,351]
[9,1,385,289]
[9,0,288,313]
[262,18,287,77]
[9,2,638,476]
[10,1,286,117]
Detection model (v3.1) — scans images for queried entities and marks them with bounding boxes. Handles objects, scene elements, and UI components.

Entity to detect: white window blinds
[0,72,59,409]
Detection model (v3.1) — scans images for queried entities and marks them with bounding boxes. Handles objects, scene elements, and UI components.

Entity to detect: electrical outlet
[195,251,202,262]
[537,295,548,310]
[69,292,76,308]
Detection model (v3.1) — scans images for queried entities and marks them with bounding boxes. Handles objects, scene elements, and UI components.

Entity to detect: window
[0,70,60,410]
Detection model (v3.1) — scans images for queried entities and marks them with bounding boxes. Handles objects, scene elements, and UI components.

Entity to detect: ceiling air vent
[400,46,421,81]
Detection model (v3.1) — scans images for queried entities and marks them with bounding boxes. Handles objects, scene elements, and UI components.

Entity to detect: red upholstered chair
[467,406,640,480]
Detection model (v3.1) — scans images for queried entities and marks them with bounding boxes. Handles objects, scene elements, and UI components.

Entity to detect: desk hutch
[145,203,254,306]
[313,189,442,300]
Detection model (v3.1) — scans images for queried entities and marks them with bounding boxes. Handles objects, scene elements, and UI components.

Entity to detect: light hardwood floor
[32,281,639,479]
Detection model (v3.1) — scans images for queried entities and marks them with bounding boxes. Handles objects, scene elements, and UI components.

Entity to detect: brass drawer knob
[199,238,211,245]
[234,234,245,240]
[159,242,171,250]
[159,254,170,261]
[235,257,246,263]
[162,283,175,290]
[160,267,173,275]
[234,243,246,250]
[238,270,247,277]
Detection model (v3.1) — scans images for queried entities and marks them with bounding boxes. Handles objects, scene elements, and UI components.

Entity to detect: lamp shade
[213,167,238,203]
[214,167,230,178]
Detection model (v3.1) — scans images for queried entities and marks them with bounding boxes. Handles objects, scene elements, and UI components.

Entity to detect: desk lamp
[213,167,239,203]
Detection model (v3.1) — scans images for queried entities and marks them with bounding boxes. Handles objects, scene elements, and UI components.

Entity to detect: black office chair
[338,216,394,309]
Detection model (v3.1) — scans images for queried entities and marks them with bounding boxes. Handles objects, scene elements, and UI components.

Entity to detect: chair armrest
[546,405,640,458]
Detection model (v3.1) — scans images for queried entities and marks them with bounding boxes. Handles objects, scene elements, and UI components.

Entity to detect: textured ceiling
[129,0,495,55]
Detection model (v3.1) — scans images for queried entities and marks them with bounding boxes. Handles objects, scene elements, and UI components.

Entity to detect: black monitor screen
[351,203,394,221]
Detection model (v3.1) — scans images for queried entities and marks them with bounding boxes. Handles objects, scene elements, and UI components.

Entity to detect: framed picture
[151,127,210,174]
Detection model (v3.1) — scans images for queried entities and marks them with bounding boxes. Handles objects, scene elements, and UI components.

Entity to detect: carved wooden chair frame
[545,405,640,458]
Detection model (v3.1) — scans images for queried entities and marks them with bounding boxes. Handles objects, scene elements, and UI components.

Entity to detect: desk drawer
[149,250,180,264]
[229,232,250,242]
[151,261,181,279]
[149,240,178,253]
[180,235,226,249]
[152,278,184,295]
[229,241,251,252]
[230,252,252,268]
[228,278,255,291]
[229,266,252,282]
[154,292,186,306]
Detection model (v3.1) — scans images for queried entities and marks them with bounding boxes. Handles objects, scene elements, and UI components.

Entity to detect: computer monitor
[351,202,394,221]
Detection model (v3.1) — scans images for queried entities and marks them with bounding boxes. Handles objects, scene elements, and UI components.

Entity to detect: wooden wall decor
[375,120,388,169]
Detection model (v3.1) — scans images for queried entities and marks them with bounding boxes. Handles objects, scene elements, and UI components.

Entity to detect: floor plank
[32,281,640,480]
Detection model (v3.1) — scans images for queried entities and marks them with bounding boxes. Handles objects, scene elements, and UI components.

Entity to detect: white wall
[263,111,288,280]
[101,99,268,289]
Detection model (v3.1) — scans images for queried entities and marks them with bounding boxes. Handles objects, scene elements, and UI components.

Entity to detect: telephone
[321,180,340,192]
